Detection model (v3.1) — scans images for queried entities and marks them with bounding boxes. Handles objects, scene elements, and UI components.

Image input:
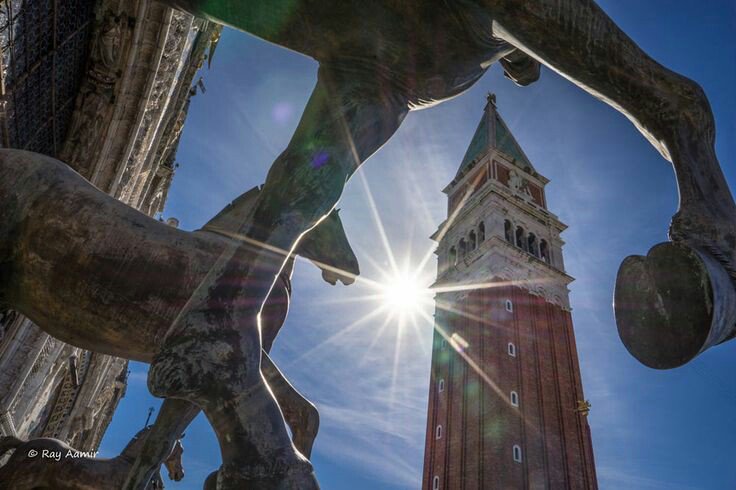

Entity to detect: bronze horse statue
[0,426,183,489]
[0,150,360,488]
[0,150,356,488]
[2,0,734,487]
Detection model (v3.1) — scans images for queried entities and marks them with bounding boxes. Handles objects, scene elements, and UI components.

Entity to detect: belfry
[421,95,598,489]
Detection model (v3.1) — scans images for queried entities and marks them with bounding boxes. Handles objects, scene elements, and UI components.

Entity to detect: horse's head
[296,209,359,286]
[164,438,185,481]
[201,187,360,286]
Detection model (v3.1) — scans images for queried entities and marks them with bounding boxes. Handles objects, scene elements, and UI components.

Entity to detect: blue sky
[99,2,736,488]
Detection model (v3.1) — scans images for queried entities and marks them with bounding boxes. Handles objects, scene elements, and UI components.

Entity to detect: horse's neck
[166,440,183,462]
[119,426,152,460]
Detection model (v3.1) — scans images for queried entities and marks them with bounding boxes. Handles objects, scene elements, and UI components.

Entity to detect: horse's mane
[120,426,153,457]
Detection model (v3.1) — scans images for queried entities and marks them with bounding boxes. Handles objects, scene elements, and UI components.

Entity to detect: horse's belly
[316,1,513,110]
[1,150,224,362]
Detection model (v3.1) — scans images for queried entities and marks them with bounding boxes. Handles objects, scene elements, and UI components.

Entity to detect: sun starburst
[378,269,430,323]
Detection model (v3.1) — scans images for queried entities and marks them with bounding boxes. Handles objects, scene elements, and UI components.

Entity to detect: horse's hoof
[614,241,736,369]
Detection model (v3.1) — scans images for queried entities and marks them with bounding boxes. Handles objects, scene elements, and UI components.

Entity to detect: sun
[379,271,429,320]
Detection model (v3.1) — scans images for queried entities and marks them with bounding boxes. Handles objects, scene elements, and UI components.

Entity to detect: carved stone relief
[60,9,134,178]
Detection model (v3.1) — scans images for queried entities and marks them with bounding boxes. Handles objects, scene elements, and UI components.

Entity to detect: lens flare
[380,272,426,316]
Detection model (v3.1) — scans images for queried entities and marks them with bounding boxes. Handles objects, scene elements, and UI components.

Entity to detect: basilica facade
[0,0,218,450]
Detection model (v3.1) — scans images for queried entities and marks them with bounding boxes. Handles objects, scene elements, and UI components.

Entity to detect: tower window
[527,233,538,257]
[510,391,519,407]
[433,476,440,490]
[459,238,467,257]
[449,246,457,266]
[505,299,513,312]
[441,339,447,350]
[504,219,513,243]
[513,445,522,463]
[508,342,517,357]
[469,230,477,251]
[478,221,485,242]
[540,239,550,264]
[435,425,443,440]
[515,226,526,250]
[438,379,445,393]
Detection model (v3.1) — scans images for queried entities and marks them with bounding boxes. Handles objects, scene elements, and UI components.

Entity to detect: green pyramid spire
[455,94,535,179]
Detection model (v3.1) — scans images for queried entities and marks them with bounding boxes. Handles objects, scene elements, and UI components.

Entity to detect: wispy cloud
[596,466,701,490]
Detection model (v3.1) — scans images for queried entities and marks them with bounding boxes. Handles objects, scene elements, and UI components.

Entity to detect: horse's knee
[148,325,262,403]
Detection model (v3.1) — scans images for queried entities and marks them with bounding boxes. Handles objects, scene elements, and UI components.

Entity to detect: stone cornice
[434,180,568,242]
[434,236,573,311]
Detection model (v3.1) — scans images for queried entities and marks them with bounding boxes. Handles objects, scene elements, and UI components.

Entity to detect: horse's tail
[0,435,24,460]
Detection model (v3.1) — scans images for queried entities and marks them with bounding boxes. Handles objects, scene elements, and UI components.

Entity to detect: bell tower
[421,95,597,489]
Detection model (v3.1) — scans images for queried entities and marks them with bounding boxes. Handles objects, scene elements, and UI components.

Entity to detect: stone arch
[527,233,538,257]
[504,219,513,243]
[515,226,526,250]
[540,239,550,263]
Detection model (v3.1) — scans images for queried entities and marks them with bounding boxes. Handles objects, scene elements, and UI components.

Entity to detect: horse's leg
[122,399,199,490]
[198,352,320,490]
[260,266,320,457]
[483,0,736,366]
[133,268,297,488]
[147,65,407,488]
[484,0,736,255]
[147,233,312,489]
[262,353,319,459]
[125,361,315,489]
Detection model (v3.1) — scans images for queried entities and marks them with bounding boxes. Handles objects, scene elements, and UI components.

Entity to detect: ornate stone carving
[0,410,16,437]
[61,10,133,178]
[42,350,88,439]
[117,11,192,204]
[508,169,533,200]
[89,13,125,84]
